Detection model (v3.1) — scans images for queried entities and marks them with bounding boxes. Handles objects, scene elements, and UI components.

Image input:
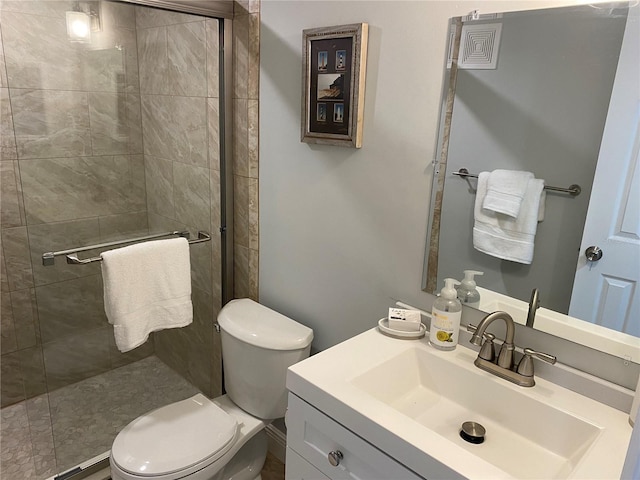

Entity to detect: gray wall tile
[1,242,9,293]
[37,275,107,344]
[167,21,207,96]
[135,6,202,29]
[43,327,111,391]
[234,175,249,248]
[233,98,248,176]
[173,162,210,230]
[89,93,143,155]
[101,1,137,30]
[144,154,174,218]
[19,347,47,399]
[1,292,18,353]
[83,27,139,93]
[137,26,168,95]
[1,226,33,291]
[11,288,38,349]
[20,155,146,224]
[0,1,73,19]
[1,11,85,91]
[11,89,91,159]
[0,24,7,88]
[1,160,25,227]
[141,94,208,167]
[208,97,220,170]
[1,351,24,407]
[1,88,17,159]
[233,13,248,100]
[98,212,149,242]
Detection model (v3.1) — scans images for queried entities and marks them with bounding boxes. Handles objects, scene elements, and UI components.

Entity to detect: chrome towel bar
[42,230,211,266]
[453,168,581,196]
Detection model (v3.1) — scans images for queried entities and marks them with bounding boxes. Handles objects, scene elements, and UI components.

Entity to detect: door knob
[585,246,603,262]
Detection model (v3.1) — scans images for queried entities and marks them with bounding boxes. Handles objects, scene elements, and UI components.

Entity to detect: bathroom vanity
[285,327,632,479]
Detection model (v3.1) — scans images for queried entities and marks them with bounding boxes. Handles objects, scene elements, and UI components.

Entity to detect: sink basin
[287,327,631,479]
[351,347,600,479]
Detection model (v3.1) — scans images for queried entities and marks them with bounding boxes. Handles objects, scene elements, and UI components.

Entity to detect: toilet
[109,298,313,480]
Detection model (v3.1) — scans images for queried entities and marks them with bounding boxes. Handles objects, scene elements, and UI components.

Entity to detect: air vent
[459,23,502,70]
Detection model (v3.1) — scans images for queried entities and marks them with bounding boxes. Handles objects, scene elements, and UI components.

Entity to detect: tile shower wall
[0,1,151,412]
[233,1,260,301]
[135,7,223,398]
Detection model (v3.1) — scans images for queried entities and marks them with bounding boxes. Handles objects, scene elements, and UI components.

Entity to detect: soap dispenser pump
[429,278,462,351]
[458,270,484,309]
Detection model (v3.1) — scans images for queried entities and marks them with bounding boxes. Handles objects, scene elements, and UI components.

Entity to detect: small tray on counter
[378,318,426,340]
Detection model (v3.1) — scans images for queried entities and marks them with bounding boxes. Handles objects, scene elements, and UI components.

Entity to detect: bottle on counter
[429,278,462,351]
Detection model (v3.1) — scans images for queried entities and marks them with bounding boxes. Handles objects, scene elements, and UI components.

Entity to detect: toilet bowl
[110,299,313,480]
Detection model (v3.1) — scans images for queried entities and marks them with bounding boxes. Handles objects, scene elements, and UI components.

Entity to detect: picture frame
[301,23,368,148]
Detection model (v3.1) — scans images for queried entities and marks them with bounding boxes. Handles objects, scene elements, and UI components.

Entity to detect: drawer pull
[328,450,344,467]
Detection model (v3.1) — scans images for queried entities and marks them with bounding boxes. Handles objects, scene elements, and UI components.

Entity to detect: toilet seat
[111,394,238,478]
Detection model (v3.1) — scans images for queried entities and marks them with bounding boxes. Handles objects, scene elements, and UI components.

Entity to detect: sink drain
[460,421,485,444]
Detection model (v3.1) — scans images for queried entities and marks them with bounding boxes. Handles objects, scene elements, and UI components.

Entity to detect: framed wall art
[301,23,369,148]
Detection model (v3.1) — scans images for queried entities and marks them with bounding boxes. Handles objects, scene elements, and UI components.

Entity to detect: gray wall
[436,7,626,312]
[258,0,584,351]
[258,0,639,393]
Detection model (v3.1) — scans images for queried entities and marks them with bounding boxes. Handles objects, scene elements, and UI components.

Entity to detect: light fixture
[66,10,91,42]
[66,2,101,43]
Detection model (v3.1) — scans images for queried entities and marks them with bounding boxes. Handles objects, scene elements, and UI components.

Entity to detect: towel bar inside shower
[42,230,211,266]
[453,168,581,196]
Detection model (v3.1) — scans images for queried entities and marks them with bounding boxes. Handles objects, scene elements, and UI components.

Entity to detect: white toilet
[109,298,313,480]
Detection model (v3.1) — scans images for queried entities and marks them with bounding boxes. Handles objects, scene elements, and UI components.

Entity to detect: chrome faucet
[526,288,540,327]
[468,311,556,387]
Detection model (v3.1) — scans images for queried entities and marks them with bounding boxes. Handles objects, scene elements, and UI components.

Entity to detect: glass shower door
[0,0,225,476]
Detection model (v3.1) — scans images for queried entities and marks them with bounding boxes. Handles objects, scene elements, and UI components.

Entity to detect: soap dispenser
[429,278,462,351]
[458,270,484,309]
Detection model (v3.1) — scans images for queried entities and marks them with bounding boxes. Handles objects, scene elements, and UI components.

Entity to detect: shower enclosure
[0,0,236,477]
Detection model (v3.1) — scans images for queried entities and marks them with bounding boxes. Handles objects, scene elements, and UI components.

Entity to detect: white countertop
[287,327,632,479]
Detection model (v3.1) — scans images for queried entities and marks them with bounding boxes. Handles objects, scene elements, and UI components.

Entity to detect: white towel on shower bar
[482,169,534,218]
[473,172,545,264]
[101,237,193,352]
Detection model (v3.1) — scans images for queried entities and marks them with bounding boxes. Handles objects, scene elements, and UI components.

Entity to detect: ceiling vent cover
[459,23,502,70]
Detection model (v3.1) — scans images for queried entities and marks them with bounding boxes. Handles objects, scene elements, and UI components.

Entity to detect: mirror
[424,2,640,361]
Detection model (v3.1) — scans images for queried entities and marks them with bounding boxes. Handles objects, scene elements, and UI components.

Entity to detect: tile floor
[1,354,287,480]
[1,355,198,479]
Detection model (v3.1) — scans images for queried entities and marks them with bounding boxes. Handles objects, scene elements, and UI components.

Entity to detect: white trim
[265,424,286,464]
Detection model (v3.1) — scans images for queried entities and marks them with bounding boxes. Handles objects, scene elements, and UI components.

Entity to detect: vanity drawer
[287,393,424,480]
[286,446,330,480]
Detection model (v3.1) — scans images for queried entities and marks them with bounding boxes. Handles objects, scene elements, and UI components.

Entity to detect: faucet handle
[516,348,557,377]
[478,332,496,362]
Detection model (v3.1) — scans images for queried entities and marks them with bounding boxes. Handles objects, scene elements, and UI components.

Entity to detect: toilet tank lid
[218,299,313,350]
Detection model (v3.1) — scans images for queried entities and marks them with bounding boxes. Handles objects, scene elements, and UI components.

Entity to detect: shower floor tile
[1,355,199,479]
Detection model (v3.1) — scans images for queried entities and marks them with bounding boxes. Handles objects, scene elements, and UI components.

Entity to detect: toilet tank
[217,299,313,420]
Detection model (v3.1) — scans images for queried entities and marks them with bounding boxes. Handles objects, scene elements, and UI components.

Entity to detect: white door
[569,7,640,337]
